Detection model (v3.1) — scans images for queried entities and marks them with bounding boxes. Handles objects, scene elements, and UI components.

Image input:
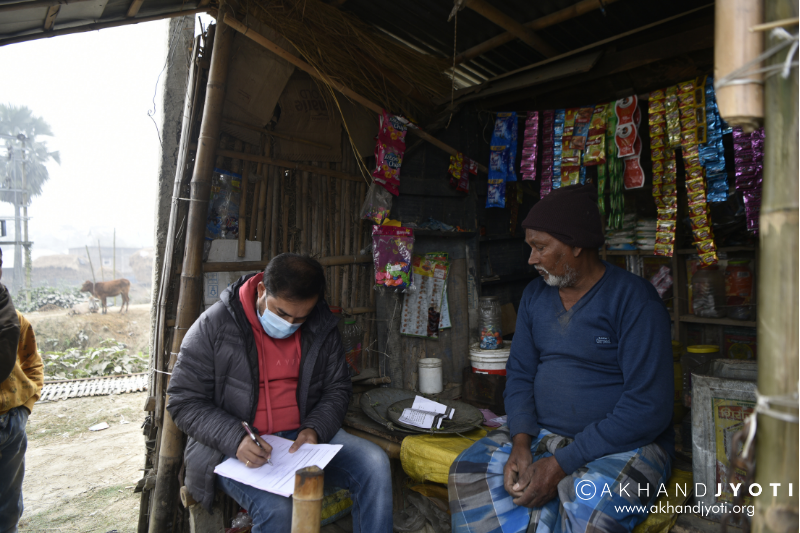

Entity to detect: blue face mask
[258,304,302,339]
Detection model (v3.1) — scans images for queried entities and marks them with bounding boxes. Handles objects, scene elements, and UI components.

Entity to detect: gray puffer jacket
[166,273,351,510]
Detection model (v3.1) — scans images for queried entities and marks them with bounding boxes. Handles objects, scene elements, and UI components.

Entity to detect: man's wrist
[511,433,533,448]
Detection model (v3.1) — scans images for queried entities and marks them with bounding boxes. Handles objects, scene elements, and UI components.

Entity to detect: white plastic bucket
[418,358,443,394]
[469,342,511,375]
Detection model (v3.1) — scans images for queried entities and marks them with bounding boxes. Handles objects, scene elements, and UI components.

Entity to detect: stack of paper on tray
[397,396,456,429]
[214,435,342,497]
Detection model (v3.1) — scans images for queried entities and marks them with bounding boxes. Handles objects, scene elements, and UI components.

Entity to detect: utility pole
[113,228,117,307]
[19,135,31,307]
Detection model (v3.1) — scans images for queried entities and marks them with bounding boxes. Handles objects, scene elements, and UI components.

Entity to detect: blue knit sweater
[504,262,674,475]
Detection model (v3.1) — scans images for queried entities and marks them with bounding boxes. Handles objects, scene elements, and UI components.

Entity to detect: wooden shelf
[480,234,524,243]
[678,314,757,328]
[605,249,659,256]
[675,246,757,255]
[481,272,537,286]
[413,230,476,239]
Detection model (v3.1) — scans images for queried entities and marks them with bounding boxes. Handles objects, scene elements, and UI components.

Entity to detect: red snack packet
[615,96,638,125]
[623,154,645,189]
[615,123,638,157]
[372,110,408,195]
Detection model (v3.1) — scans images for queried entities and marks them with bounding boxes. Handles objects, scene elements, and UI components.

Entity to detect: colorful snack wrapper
[690,214,710,229]
[372,110,409,195]
[372,225,414,291]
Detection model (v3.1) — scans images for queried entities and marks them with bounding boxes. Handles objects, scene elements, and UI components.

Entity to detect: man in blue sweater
[449,185,674,533]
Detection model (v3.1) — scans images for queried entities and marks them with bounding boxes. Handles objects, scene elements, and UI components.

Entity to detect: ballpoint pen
[241,421,272,466]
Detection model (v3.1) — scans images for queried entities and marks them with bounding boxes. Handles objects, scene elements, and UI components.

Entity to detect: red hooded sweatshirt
[239,273,301,434]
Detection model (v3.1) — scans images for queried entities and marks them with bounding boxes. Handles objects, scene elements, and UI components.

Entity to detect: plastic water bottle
[342,319,362,377]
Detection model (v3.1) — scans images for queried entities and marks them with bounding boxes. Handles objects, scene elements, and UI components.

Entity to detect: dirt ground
[19,391,147,533]
[25,304,152,355]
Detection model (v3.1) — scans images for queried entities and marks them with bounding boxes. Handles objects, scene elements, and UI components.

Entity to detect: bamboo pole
[463,0,557,57]
[453,0,619,65]
[85,245,96,285]
[148,8,234,533]
[249,179,261,241]
[113,229,116,306]
[222,15,488,174]
[255,163,268,246]
[270,166,281,259]
[714,0,764,131]
[332,174,341,307]
[262,163,273,256]
[237,147,249,257]
[299,170,308,255]
[282,186,289,255]
[753,1,798,530]
[97,239,105,281]
[152,33,202,430]
[291,466,324,533]
[341,181,351,307]
[311,169,319,255]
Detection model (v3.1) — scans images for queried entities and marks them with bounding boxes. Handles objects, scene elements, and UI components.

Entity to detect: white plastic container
[469,342,512,375]
[418,358,443,394]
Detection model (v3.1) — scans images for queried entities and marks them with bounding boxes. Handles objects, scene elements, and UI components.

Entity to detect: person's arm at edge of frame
[0,285,19,383]
[167,312,248,459]
[552,296,674,476]
[503,284,543,498]
[294,325,351,447]
[18,312,43,413]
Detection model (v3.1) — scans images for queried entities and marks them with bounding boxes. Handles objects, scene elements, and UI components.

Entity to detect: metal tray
[359,387,418,434]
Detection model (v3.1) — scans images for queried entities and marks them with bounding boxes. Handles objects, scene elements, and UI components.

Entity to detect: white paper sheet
[398,408,442,429]
[411,395,454,419]
[214,435,342,497]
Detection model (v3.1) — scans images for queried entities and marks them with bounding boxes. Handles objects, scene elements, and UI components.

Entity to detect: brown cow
[80,279,131,314]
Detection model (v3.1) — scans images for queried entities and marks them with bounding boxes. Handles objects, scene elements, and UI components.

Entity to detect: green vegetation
[42,339,148,380]
[16,285,85,313]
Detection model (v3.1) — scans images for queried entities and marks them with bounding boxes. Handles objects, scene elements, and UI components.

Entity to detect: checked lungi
[448,427,671,533]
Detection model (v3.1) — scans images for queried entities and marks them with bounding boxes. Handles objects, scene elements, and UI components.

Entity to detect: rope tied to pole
[715,28,799,90]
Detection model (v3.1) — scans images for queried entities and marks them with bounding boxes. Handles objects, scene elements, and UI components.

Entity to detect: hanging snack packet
[372,225,414,291]
[372,110,409,196]
[206,168,242,241]
[360,181,393,224]
[571,106,594,150]
[487,145,507,208]
[521,111,539,180]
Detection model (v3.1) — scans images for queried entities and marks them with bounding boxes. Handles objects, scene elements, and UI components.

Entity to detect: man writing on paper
[449,185,674,533]
[168,254,392,532]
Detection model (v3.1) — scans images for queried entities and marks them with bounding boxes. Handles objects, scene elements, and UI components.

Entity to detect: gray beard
[537,263,578,288]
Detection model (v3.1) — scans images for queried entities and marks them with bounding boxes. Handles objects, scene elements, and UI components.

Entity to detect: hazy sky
[0,17,210,264]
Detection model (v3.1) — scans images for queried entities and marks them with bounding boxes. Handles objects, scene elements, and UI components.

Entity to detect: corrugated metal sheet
[340,0,706,87]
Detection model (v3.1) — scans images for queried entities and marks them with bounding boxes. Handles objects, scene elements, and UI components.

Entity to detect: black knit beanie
[521,184,604,248]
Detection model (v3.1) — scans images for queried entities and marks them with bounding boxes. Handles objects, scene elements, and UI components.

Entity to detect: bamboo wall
[218,131,378,370]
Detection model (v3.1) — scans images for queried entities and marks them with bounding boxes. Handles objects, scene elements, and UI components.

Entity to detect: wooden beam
[444,3,714,106]
[42,4,59,31]
[189,143,367,183]
[223,14,489,174]
[222,117,332,149]
[0,7,208,47]
[455,0,619,65]
[182,254,373,274]
[126,0,145,18]
[464,0,558,58]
